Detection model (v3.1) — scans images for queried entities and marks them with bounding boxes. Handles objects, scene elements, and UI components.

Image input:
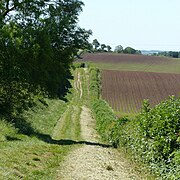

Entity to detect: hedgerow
[88,65,180,179]
[88,65,115,140]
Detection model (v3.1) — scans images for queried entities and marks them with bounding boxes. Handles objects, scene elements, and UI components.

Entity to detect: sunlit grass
[0,98,73,179]
[22,99,67,135]
[0,139,72,179]
[0,68,86,179]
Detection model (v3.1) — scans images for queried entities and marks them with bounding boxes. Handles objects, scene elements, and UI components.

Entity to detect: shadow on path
[36,133,112,148]
[3,115,112,148]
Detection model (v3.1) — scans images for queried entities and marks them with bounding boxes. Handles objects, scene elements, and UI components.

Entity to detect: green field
[94,61,180,74]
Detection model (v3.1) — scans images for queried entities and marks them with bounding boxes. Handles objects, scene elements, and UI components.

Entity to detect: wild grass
[0,68,84,179]
[0,98,73,179]
[22,99,67,135]
[0,119,19,142]
[91,62,180,74]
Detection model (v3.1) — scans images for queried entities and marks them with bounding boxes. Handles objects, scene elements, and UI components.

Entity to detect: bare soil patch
[81,53,177,65]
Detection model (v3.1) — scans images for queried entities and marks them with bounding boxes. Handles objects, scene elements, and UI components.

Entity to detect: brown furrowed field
[80,53,180,115]
[102,70,180,115]
[81,53,180,74]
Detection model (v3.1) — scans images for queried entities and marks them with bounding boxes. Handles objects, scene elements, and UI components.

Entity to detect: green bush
[91,99,117,141]
[88,66,116,141]
[109,97,180,179]
[89,66,100,99]
[137,97,179,162]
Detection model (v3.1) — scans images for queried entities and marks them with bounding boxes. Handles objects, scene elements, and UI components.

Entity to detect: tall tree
[123,47,136,54]
[106,45,112,52]
[114,45,123,53]
[100,44,106,51]
[92,39,100,50]
[0,0,91,116]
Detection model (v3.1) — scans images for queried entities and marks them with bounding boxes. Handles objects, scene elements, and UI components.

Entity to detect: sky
[78,0,180,51]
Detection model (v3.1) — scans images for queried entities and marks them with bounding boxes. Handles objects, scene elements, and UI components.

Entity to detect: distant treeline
[155,51,180,58]
[86,39,141,54]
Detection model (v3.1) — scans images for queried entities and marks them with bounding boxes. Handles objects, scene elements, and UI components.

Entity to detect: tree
[123,47,136,54]
[136,50,142,54]
[100,44,106,51]
[86,43,93,52]
[0,0,91,116]
[92,39,100,50]
[168,51,179,58]
[106,45,112,52]
[114,45,123,53]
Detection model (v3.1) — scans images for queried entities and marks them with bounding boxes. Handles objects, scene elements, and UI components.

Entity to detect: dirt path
[75,72,82,98]
[57,106,142,180]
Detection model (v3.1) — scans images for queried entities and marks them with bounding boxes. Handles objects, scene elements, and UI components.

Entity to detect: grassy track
[0,68,85,179]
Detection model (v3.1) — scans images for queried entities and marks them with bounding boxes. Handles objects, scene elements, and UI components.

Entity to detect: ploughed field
[81,53,180,115]
[102,70,180,114]
[81,53,180,74]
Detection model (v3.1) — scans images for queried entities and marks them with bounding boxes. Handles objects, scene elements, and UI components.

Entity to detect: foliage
[114,46,141,54]
[123,47,137,54]
[100,44,107,51]
[92,39,100,50]
[112,97,180,179]
[137,97,179,162]
[0,0,91,117]
[106,45,112,52]
[89,66,100,99]
[157,51,180,58]
[90,39,111,52]
[88,65,117,142]
[91,99,117,141]
[114,45,123,53]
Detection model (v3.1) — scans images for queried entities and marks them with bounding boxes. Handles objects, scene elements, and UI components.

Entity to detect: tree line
[88,39,141,54]
[0,0,91,117]
[154,51,180,58]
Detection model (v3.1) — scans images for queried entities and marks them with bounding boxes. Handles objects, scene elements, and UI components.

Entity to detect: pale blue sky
[78,0,180,51]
